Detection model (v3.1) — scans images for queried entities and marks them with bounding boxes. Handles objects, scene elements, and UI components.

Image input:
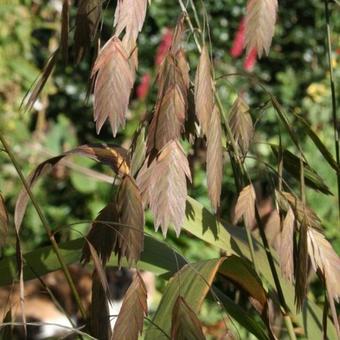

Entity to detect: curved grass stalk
[0,133,87,319]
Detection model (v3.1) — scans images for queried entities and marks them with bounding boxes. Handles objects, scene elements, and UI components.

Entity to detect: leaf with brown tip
[114,0,148,43]
[307,228,340,338]
[171,296,205,340]
[207,105,223,211]
[116,175,144,265]
[229,95,254,156]
[194,45,214,136]
[70,144,130,176]
[137,140,191,236]
[91,37,134,136]
[245,0,278,57]
[233,184,256,229]
[74,0,102,63]
[0,193,8,248]
[278,207,295,282]
[112,272,147,340]
[15,144,129,232]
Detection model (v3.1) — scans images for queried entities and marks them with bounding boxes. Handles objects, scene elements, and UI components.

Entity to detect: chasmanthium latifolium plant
[1,0,339,339]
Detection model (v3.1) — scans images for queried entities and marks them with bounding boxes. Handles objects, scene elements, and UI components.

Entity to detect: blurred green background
[0,0,339,335]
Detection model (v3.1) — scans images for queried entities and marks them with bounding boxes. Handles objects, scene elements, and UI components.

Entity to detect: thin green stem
[0,133,87,319]
[324,0,340,218]
[178,0,201,53]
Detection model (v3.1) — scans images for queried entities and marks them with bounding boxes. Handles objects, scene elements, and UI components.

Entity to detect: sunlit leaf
[171,296,205,340]
[137,140,191,236]
[245,0,278,57]
[91,37,134,136]
[146,256,268,339]
[218,255,267,310]
[145,258,225,339]
[112,272,147,340]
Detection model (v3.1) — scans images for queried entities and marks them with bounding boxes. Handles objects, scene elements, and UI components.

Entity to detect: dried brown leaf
[207,105,223,211]
[114,0,148,43]
[233,184,256,229]
[0,193,8,247]
[245,0,278,57]
[112,272,147,340]
[171,296,205,340]
[229,95,254,156]
[74,0,102,63]
[279,207,295,282]
[82,203,119,265]
[91,37,134,136]
[15,144,129,232]
[137,140,192,237]
[90,270,112,340]
[72,144,130,175]
[116,175,144,265]
[308,228,340,337]
[194,45,214,136]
